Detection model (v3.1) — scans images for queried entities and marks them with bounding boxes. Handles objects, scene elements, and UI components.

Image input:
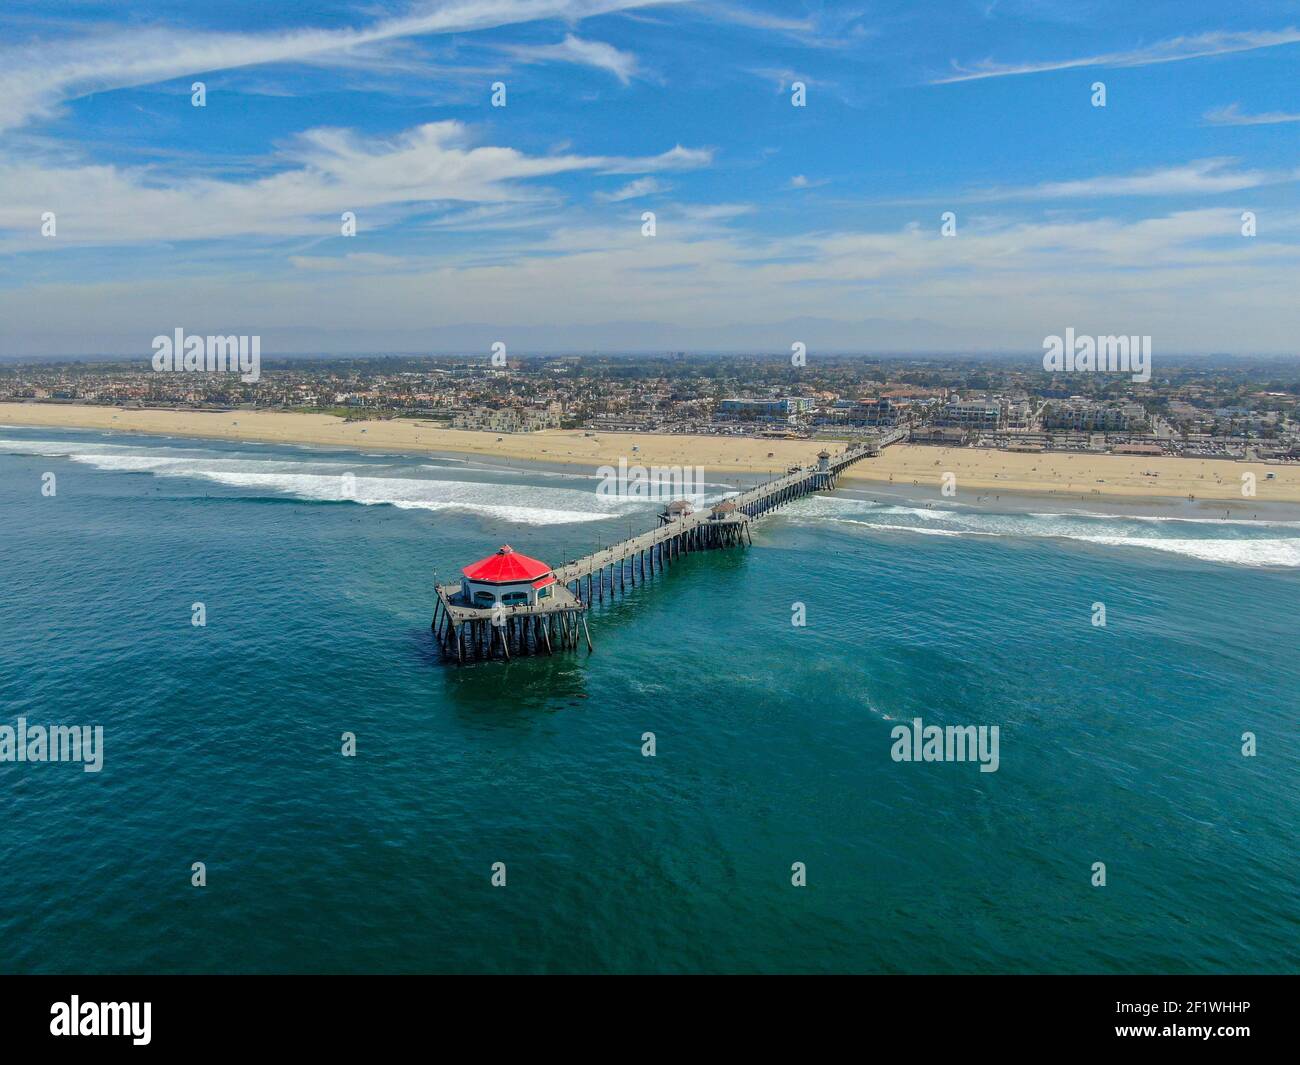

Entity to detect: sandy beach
[3,402,1299,503]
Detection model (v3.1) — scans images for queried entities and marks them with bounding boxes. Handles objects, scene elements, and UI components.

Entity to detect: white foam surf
[8,433,1300,554]
[787,493,1300,568]
[0,436,646,526]
[1071,535,1300,568]
[1034,511,1300,529]
[194,469,620,525]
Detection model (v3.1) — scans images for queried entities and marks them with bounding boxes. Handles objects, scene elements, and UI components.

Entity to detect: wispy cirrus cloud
[1204,102,1300,126]
[679,202,754,221]
[965,158,1296,201]
[0,0,686,132]
[699,2,871,50]
[931,26,1300,84]
[0,120,712,245]
[699,4,815,35]
[498,33,638,83]
[597,176,668,202]
[599,144,712,173]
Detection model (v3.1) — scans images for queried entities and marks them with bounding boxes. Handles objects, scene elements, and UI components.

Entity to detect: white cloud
[931,27,1300,84]
[0,121,713,244]
[1204,102,1300,126]
[748,67,808,92]
[0,0,688,132]
[599,144,713,173]
[679,203,753,221]
[499,33,638,83]
[8,207,1299,354]
[700,3,870,50]
[966,159,1296,201]
[597,177,667,201]
[700,4,814,35]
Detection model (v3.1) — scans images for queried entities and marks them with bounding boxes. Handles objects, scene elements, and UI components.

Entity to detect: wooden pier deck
[432,429,904,661]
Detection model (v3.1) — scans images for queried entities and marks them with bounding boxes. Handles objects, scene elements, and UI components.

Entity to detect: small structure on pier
[660,499,694,524]
[434,544,588,663]
[708,499,738,521]
[813,449,834,488]
[460,545,556,607]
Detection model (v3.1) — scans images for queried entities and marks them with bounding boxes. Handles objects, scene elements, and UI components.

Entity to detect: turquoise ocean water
[1,426,1296,973]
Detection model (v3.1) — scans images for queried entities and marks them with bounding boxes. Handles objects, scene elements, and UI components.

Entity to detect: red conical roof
[461,544,553,583]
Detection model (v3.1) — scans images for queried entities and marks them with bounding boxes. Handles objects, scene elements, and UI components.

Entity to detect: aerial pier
[431,432,902,662]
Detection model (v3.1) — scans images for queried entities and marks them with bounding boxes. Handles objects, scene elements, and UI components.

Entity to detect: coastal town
[4,352,1298,464]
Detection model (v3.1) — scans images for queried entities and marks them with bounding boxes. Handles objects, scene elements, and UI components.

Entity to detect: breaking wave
[788,493,1300,568]
[0,437,653,526]
[7,432,1297,560]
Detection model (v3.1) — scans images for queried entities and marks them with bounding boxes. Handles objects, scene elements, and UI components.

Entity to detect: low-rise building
[716,397,813,424]
[452,406,562,432]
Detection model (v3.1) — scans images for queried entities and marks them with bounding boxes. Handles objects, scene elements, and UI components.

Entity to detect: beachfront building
[912,426,970,445]
[814,397,911,428]
[452,405,562,433]
[1043,399,1148,433]
[716,397,814,425]
[1004,397,1041,430]
[460,544,558,607]
[933,394,1006,431]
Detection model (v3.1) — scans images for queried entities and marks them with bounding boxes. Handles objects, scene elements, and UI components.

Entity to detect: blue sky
[1,0,1298,355]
